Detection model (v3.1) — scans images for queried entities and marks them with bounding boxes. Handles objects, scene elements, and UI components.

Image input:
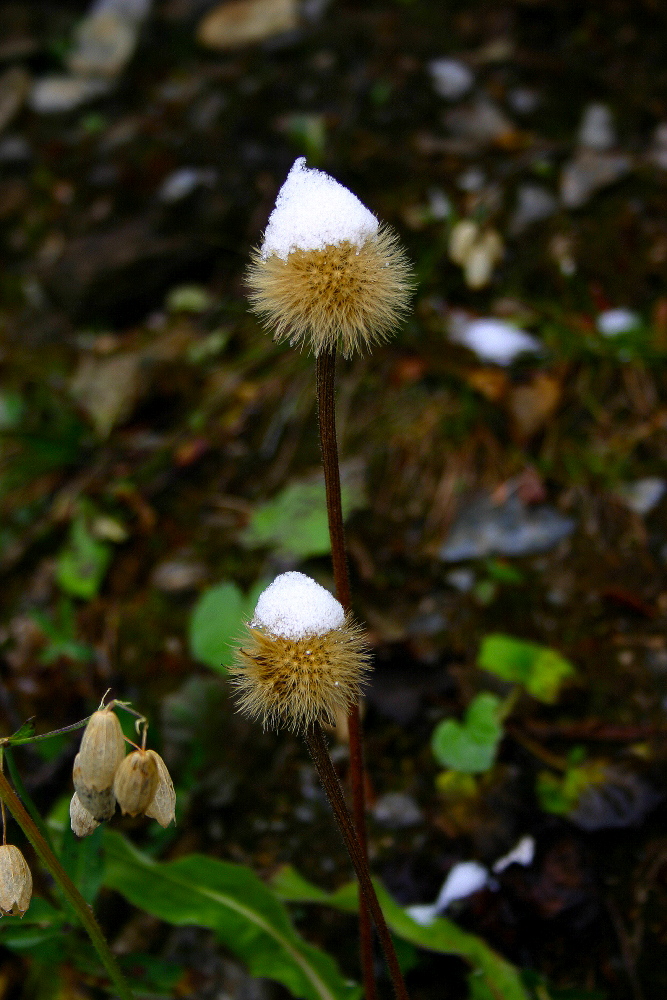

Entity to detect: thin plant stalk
[305,723,409,1000]
[0,768,135,1000]
[316,348,377,1000]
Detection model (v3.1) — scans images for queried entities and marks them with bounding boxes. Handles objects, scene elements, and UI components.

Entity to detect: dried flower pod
[69,792,100,838]
[73,753,117,821]
[144,750,176,827]
[76,706,126,792]
[229,572,371,732]
[113,749,159,816]
[247,158,413,358]
[0,844,32,916]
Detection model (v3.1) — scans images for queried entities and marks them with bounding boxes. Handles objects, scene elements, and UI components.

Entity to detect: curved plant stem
[0,768,135,1000]
[316,348,377,1000]
[305,724,409,1000]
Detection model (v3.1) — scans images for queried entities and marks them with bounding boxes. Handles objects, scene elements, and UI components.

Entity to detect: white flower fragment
[596,308,641,336]
[492,835,535,874]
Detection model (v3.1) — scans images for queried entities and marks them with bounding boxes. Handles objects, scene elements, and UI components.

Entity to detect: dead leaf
[507,372,561,441]
[197,0,297,50]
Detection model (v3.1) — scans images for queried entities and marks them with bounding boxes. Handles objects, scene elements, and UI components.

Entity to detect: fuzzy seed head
[76,707,126,791]
[229,613,371,732]
[70,792,100,838]
[113,750,159,817]
[248,228,413,358]
[144,750,176,828]
[0,845,32,916]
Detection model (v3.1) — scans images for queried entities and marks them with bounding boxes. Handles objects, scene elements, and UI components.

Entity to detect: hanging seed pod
[0,844,32,916]
[69,792,100,838]
[76,706,126,792]
[113,749,159,817]
[72,753,117,821]
[144,750,176,828]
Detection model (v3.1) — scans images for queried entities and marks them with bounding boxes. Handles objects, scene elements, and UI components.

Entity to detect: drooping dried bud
[113,749,159,817]
[0,844,32,916]
[73,753,117,821]
[229,572,371,732]
[69,792,100,838]
[144,750,176,828]
[76,706,126,792]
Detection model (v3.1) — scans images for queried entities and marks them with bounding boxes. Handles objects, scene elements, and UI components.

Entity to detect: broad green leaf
[242,478,365,559]
[60,824,105,905]
[431,693,503,774]
[56,516,112,599]
[272,866,528,1000]
[536,761,607,816]
[478,634,575,704]
[189,578,269,671]
[103,831,359,1000]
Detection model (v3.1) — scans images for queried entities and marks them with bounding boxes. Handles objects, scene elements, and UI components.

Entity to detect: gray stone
[29,76,111,113]
[509,183,558,234]
[439,492,575,561]
[428,58,474,101]
[373,792,422,829]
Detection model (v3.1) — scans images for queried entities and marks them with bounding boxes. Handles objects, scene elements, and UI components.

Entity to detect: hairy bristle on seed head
[247,227,413,358]
[229,614,371,733]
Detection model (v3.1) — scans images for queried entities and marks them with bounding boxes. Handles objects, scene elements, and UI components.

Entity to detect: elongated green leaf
[272,866,529,1000]
[103,831,359,1000]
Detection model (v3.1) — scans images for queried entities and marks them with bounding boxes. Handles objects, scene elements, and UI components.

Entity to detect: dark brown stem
[305,724,410,1000]
[316,349,377,1000]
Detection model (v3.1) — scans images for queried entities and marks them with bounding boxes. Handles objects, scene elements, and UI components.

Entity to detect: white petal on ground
[596,308,641,336]
[434,861,490,911]
[252,571,345,639]
[492,835,535,874]
[450,317,541,366]
[577,102,616,151]
[260,157,378,260]
[615,478,666,516]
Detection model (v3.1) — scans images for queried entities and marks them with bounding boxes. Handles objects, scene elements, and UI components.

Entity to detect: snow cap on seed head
[261,157,379,260]
[253,571,345,639]
[231,571,371,732]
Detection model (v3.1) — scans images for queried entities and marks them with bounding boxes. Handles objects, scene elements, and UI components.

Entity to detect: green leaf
[478,634,575,704]
[189,578,269,672]
[103,831,359,1000]
[272,866,528,1000]
[431,693,503,774]
[55,516,112,599]
[60,824,105,905]
[242,478,365,559]
[536,761,607,816]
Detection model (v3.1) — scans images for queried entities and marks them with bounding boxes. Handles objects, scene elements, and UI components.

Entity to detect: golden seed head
[113,750,159,817]
[0,844,32,916]
[69,792,100,838]
[247,227,413,358]
[76,707,126,792]
[73,753,117,821]
[144,750,176,828]
[229,613,371,733]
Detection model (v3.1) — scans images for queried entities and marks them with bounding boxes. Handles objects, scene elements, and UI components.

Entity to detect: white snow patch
[492,835,535,874]
[261,157,378,260]
[253,571,345,639]
[450,316,541,366]
[428,58,474,101]
[596,308,641,336]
